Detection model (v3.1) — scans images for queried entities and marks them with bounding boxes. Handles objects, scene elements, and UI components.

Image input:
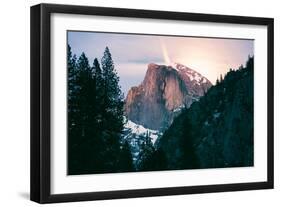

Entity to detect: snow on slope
[170,62,209,85]
[123,119,161,145]
[122,118,163,164]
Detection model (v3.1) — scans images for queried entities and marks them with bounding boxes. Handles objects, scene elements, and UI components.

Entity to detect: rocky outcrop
[124,63,212,131]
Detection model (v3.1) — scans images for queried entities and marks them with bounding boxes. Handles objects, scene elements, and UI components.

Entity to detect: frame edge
[267,18,274,189]
[30,4,42,203]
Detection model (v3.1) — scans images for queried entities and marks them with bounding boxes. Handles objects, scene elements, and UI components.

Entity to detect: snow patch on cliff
[123,119,161,145]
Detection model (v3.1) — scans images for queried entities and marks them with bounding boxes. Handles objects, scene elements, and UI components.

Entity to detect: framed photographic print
[30,3,274,203]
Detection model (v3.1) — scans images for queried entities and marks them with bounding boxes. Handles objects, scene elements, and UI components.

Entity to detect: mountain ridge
[124,63,212,131]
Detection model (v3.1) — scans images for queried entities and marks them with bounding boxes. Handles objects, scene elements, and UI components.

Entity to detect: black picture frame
[30,3,274,204]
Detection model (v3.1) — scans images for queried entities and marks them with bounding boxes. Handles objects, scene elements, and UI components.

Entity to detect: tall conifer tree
[101,47,124,132]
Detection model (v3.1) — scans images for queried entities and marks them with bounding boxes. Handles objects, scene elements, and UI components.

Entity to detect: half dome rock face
[124,63,212,131]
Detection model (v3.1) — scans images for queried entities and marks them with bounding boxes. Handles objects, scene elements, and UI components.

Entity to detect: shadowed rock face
[125,63,212,131]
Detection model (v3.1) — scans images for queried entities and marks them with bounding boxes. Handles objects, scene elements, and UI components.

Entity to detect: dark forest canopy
[148,56,254,171]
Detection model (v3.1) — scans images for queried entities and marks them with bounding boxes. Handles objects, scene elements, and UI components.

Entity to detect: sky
[68,31,254,96]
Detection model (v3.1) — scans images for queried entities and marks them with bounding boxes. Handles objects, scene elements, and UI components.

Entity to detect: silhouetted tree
[68,46,133,174]
[118,141,135,172]
[101,47,124,132]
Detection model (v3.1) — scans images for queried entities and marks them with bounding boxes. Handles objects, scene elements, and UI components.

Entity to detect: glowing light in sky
[68,31,254,95]
[159,38,171,65]
[157,36,253,84]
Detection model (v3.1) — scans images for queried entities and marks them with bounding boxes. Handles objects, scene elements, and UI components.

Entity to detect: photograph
[67,31,254,175]
[30,3,274,203]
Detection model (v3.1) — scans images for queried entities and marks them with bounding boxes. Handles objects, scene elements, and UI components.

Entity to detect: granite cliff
[124,63,212,131]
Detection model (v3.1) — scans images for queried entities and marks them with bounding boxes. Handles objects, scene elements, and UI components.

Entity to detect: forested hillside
[145,57,254,170]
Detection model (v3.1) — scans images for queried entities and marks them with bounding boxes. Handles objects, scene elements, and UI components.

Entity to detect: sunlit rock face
[124,63,212,131]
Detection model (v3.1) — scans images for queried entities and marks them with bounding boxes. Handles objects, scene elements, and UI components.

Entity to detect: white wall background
[0,0,279,206]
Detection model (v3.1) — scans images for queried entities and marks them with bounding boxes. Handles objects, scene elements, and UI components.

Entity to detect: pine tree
[216,77,219,85]
[92,58,103,91]
[118,141,134,172]
[76,52,93,137]
[92,58,104,127]
[67,45,81,173]
[67,44,78,131]
[137,133,155,170]
[101,47,124,132]
[99,47,128,172]
[220,74,223,82]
